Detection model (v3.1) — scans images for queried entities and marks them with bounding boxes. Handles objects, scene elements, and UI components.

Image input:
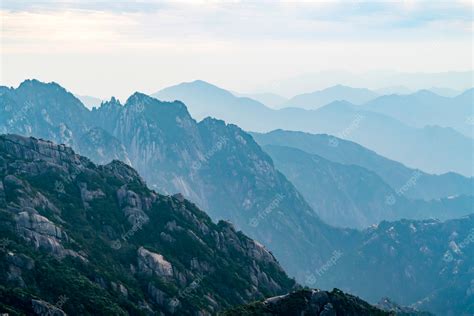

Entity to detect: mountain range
[282,84,379,109]
[153,80,473,176]
[0,79,473,314]
[0,134,439,315]
[363,89,473,138]
[0,79,347,282]
[260,144,473,228]
[0,134,296,314]
[252,129,473,201]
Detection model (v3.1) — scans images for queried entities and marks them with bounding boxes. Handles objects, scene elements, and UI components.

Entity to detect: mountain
[283,85,379,109]
[262,144,473,228]
[364,89,474,138]
[261,70,474,97]
[153,80,473,176]
[300,100,473,176]
[0,134,297,315]
[75,94,104,109]
[377,298,433,316]
[0,79,90,148]
[232,92,287,109]
[427,87,462,97]
[93,92,354,281]
[222,289,394,316]
[252,130,473,201]
[375,86,413,95]
[0,86,10,96]
[153,80,272,123]
[2,80,473,314]
[315,215,474,316]
[0,79,354,283]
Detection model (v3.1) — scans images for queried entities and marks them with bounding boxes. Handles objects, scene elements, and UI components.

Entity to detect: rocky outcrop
[137,247,173,277]
[31,299,67,316]
[223,289,391,316]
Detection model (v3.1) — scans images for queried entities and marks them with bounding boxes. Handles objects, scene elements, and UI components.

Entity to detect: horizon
[1,0,473,99]
[4,75,474,104]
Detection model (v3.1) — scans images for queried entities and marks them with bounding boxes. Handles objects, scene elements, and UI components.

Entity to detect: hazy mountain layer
[364,89,474,138]
[252,129,473,201]
[282,84,379,109]
[153,80,473,176]
[263,144,473,228]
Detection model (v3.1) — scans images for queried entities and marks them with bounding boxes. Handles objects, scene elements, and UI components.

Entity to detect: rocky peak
[16,79,85,111]
[0,134,90,168]
[98,96,122,110]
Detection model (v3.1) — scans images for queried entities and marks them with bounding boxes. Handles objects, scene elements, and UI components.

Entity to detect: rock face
[0,134,296,315]
[138,247,173,277]
[377,297,433,316]
[32,299,67,316]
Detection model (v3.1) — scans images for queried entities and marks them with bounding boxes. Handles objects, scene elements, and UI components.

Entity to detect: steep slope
[364,89,474,138]
[252,130,473,201]
[316,216,474,316]
[262,145,473,228]
[153,80,473,176]
[0,79,90,148]
[283,85,379,109]
[0,134,297,315]
[93,92,354,281]
[0,79,354,283]
[154,80,272,124]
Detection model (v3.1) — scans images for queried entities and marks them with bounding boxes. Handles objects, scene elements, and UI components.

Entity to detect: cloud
[0,0,472,98]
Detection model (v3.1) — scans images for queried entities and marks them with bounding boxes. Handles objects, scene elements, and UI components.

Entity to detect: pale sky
[1,0,473,99]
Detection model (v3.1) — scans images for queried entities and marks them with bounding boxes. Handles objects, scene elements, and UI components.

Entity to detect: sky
[1,0,473,99]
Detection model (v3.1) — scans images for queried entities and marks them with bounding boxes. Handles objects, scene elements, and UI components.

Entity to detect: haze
[1,0,473,99]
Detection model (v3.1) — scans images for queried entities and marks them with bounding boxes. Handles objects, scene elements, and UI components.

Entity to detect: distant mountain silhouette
[252,129,473,200]
[75,94,104,109]
[154,80,473,176]
[283,84,378,109]
[364,88,474,138]
[263,144,473,228]
[233,91,288,108]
